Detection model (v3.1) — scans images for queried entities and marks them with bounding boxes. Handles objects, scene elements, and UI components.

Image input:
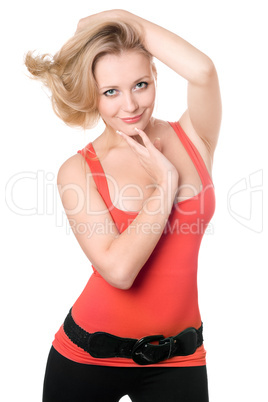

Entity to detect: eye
[103,89,118,97]
[134,82,148,91]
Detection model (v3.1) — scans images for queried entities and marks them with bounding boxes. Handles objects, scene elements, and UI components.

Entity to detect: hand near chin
[116,128,178,186]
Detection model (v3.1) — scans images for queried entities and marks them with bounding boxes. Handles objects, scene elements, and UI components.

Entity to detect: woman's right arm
[57,131,178,290]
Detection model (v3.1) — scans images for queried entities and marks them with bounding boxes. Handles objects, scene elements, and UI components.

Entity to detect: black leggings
[43,347,209,402]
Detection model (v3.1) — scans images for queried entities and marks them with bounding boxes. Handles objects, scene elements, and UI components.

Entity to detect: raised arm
[120,10,222,155]
[77,9,222,155]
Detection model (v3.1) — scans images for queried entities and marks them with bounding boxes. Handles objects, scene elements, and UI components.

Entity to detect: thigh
[42,346,129,402]
[128,366,209,402]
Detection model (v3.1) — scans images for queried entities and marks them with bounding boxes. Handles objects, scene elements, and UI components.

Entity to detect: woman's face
[94,51,156,136]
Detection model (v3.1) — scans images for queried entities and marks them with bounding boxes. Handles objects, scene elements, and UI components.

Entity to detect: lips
[120,113,143,124]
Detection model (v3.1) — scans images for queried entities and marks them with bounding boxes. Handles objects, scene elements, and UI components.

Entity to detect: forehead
[94,51,152,86]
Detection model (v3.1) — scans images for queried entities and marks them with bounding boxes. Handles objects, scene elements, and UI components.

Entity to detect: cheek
[143,86,156,107]
[98,98,118,117]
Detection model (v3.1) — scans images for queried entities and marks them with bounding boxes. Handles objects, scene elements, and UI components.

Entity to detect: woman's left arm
[119,10,222,155]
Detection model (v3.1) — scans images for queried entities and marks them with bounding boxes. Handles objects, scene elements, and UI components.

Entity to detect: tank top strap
[168,121,213,187]
[77,143,114,211]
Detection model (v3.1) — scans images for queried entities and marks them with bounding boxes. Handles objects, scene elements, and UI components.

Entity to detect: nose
[121,92,139,113]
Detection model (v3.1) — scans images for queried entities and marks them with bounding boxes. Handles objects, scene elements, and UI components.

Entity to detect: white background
[1,0,267,401]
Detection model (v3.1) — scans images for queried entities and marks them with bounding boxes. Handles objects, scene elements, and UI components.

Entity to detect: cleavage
[101,149,155,212]
[98,146,203,212]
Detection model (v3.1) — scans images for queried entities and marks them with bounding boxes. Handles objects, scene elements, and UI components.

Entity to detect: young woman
[25,9,221,402]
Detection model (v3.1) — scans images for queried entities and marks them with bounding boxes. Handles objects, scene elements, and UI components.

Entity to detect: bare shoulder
[58,152,86,173]
[56,152,101,215]
[57,152,95,193]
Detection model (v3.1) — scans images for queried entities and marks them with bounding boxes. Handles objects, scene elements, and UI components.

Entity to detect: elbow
[101,250,139,290]
[104,263,136,290]
[116,279,133,290]
[108,277,134,290]
[95,250,137,290]
[198,58,217,85]
[93,270,133,290]
[109,271,135,290]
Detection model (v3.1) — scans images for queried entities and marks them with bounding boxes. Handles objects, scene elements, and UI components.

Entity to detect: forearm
[77,9,214,84]
[116,9,214,84]
[101,176,178,289]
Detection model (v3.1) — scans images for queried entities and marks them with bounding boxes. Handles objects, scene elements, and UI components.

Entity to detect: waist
[72,272,201,339]
[53,323,206,367]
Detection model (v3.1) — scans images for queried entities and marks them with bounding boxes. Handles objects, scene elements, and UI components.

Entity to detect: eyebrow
[99,76,152,91]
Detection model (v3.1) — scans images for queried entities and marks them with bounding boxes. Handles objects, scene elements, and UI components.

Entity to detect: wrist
[159,169,178,189]
[76,10,128,33]
[104,9,130,20]
[111,9,144,36]
[158,170,179,204]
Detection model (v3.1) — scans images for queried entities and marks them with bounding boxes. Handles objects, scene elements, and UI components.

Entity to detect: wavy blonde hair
[24,20,155,130]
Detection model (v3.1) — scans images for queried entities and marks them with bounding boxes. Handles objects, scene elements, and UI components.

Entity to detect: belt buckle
[132,335,164,365]
[174,327,198,355]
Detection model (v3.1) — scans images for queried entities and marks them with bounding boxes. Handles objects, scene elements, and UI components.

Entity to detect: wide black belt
[63,308,203,365]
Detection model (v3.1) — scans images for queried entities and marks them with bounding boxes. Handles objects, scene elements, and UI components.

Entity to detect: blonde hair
[24,20,155,130]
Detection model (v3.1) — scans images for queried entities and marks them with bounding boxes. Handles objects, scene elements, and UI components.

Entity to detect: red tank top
[53,121,215,367]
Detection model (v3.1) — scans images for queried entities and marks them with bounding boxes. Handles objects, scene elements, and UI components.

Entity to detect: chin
[107,113,153,135]
[122,118,152,136]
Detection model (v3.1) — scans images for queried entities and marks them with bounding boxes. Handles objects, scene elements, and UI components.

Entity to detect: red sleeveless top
[53,121,215,367]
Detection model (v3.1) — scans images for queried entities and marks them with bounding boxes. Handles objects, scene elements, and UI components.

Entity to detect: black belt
[63,308,203,365]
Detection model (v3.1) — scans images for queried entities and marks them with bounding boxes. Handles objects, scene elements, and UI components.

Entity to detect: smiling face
[94,50,156,136]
